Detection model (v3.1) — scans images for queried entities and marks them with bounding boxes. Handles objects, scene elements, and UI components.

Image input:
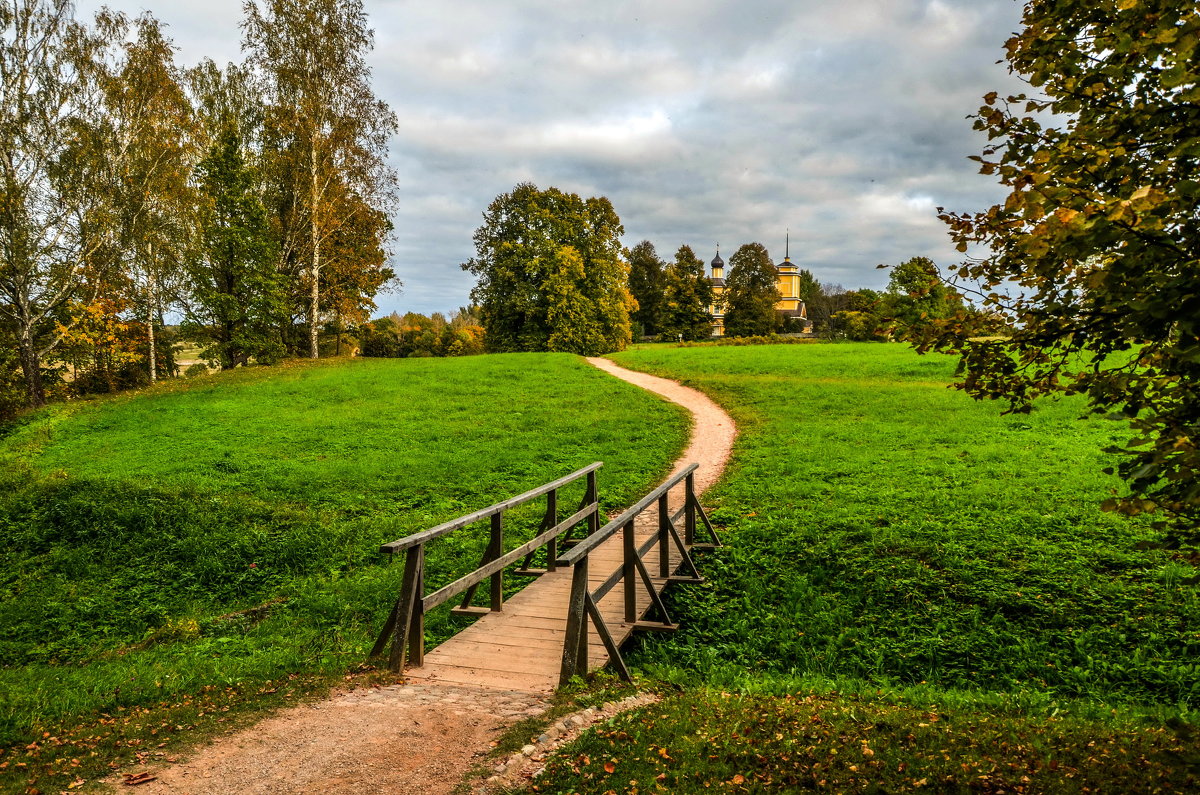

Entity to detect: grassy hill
[0,354,689,791]
[528,342,1200,794]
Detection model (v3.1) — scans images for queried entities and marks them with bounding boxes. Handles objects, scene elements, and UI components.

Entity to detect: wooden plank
[381,462,602,553]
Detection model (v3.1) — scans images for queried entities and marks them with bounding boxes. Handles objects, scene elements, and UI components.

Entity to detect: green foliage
[532,690,1198,793]
[881,256,963,336]
[722,243,781,337]
[462,183,635,355]
[610,344,1200,711]
[0,355,688,789]
[659,245,715,342]
[358,309,485,358]
[933,1,1200,537]
[627,240,665,337]
[182,123,287,369]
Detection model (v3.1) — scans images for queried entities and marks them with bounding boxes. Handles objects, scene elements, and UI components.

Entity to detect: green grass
[524,342,1200,794]
[0,354,689,791]
[529,688,1198,794]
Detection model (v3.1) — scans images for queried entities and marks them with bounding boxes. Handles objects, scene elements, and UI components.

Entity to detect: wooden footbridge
[370,462,721,693]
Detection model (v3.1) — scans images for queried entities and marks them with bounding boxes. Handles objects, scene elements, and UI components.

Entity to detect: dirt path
[107,357,735,795]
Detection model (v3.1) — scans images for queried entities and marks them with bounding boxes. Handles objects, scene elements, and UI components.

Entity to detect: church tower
[709,248,726,337]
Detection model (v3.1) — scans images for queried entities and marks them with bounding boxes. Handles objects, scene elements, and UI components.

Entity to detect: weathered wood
[380,462,602,554]
[424,502,599,612]
[489,513,504,611]
[633,549,674,627]
[623,519,637,623]
[387,545,424,673]
[585,592,630,681]
[557,464,698,565]
[685,471,697,546]
[658,494,672,579]
[559,557,590,685]
[691,493,723,546]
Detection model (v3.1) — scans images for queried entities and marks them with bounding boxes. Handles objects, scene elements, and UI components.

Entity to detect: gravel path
[105,356,736,795]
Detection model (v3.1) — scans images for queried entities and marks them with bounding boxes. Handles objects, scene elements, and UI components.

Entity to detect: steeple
[710,245,725,284]
[778,230,797,271]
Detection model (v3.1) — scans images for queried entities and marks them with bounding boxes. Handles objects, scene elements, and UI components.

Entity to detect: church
[707,238,812,337]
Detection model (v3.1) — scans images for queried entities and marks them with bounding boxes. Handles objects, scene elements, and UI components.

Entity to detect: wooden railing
[370,462,602,672]
[554,463,722,686]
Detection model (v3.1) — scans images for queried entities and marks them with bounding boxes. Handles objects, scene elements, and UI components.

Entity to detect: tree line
[0,0,397,416]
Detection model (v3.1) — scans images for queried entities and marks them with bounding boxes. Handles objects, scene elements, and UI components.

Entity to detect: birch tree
[102,13,196,382]
[0,0,121,405]
[242,0,397,359]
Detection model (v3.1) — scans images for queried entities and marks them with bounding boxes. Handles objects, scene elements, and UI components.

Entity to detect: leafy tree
[723,243,781,337]
[462,183,634,355]
[627,240,665,337]
[0,0,124,405]
[660,244,715,341]
[932,0,1200,536]
[881,256,963,337]
[102,12,197,382]
[182,123,285,369]
[243,0,398,359]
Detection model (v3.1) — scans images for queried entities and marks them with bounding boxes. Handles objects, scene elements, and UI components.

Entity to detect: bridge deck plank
[405,503,690,693]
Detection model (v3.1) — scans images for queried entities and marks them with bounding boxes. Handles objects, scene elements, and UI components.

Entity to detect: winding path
[112,357,736,795]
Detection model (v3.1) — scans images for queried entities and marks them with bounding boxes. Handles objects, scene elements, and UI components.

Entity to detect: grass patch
[608,343,1198,711]
[0,354,689,792]
[511,342,1200,794]
[530,689,1199,793]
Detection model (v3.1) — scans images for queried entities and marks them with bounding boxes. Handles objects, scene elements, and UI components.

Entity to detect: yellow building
[708,239,811,337]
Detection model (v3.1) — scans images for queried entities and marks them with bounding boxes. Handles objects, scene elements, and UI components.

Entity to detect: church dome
[710,251,724,269]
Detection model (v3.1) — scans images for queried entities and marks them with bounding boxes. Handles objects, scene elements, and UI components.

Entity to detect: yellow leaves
[1116,0,1137,9]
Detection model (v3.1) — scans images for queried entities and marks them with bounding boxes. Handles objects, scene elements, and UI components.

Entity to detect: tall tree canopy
[933,0,1200,537]
[723,242,781,337]
[243,0,397,359]
[661,244,715,341]
[0,0,122,405]
[627,239,664,337]
[462,183,634,355]
[882,256,963,337]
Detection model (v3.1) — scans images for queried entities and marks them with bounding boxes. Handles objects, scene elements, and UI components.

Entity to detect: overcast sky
[75,0,1028,317]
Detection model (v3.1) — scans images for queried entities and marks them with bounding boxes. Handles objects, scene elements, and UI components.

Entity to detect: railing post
[586,469,599,535]
[658,493,671,579]
[489,512,504,611]
[685,471,697,546]
[623,519,637,623]
[559,557,590,685]
[389,543,425,673]
[408,546,425,666]
[546,488,558,572]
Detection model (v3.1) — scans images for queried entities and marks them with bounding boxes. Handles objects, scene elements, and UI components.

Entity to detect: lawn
[527,341,1200,794]
[0,353,689,791]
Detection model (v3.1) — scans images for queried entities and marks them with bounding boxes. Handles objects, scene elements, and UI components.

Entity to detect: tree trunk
[16,329,46,407]
[308,141,321,359]
[147,249,158,383]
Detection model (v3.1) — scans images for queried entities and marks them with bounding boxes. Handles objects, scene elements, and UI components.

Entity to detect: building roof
[709,277,726,287]
[710,251,724,269]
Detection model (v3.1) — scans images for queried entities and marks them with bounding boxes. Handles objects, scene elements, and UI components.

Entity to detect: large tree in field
[882,256,963,338]
[660,244,714,341]
[932,0,1200,538]
[462,182,634,355]
[243,0,397,359]
[0,0,122,406]
[723,242,781,337]
[627,239,664,337]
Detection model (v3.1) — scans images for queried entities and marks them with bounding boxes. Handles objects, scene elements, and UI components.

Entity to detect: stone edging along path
[105,356,737,795]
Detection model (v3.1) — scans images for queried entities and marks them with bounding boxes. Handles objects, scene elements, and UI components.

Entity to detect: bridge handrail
[379,461,603,554]
[555,463,698,566]
[370,462,603,673]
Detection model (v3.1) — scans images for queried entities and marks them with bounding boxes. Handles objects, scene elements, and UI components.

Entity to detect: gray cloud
[75,0,1028,314]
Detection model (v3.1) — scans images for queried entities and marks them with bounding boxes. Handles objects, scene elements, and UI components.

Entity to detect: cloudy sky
[76,0,1028,316]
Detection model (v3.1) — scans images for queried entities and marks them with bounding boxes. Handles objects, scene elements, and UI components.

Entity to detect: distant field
[0,354,689,790]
